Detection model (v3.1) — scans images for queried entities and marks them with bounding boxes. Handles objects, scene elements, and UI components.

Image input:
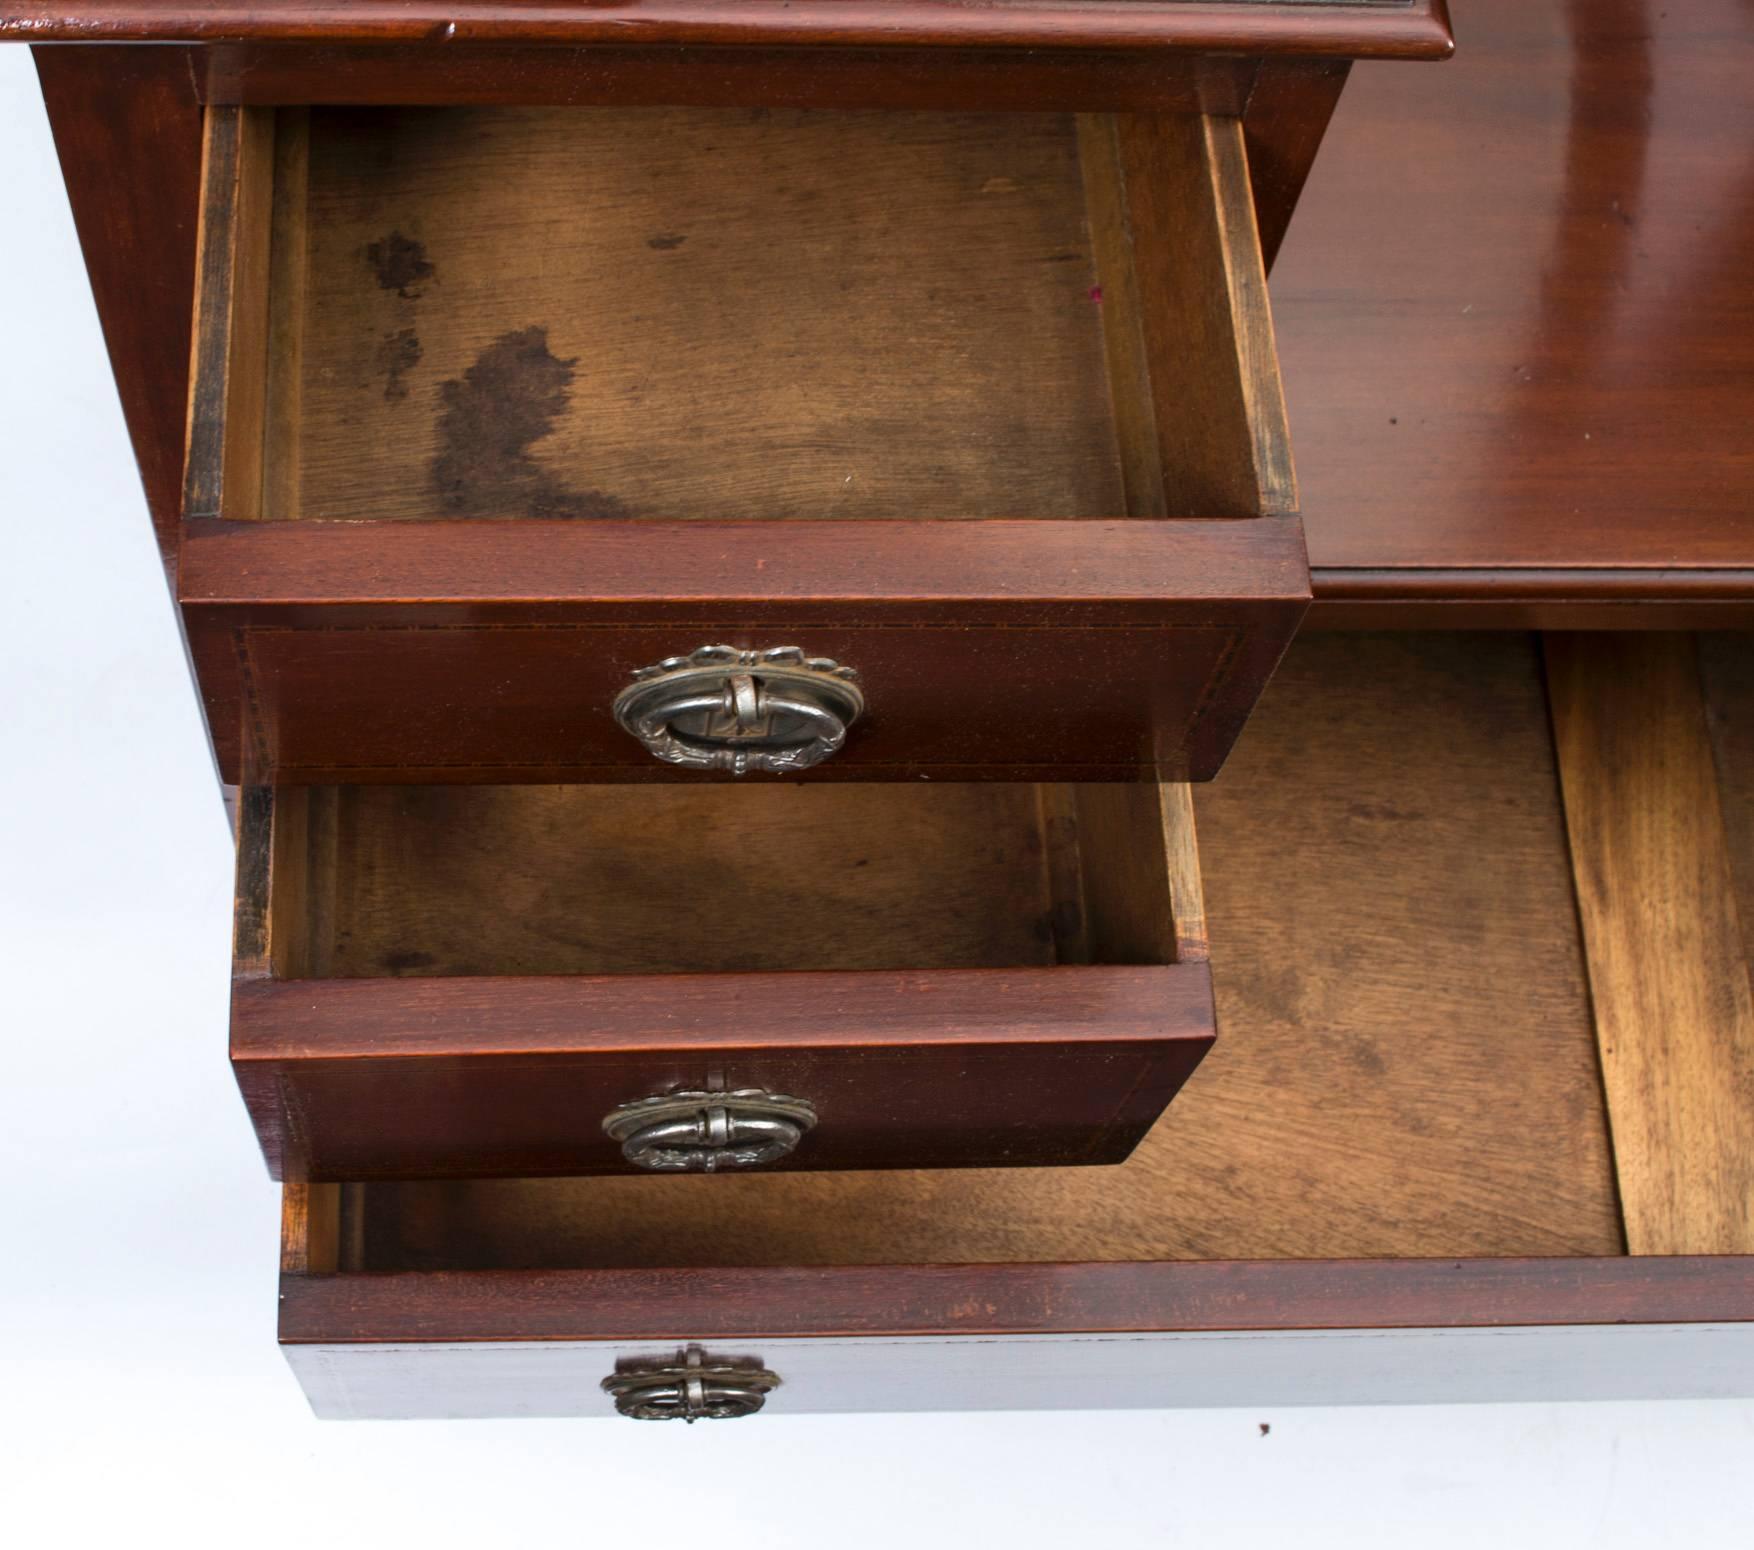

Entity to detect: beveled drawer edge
[277,1243,1754,1344]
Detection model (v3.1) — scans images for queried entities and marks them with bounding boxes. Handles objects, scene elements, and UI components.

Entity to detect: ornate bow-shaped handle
[612,646,863,775]
[602,1089,818,1172]
[602,1346,782,1422]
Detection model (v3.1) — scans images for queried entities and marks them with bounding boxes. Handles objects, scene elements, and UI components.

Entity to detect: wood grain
[285,106,1122,523]
[1241,56,1351,271]
[304,783,1081,977]
[1699,636,1754,982]
[280,1182,339,1270]
[340,634,1621,1267]
[204,104,1303,528]
[179,516,1309,785]
[255,781,335,977]
[1274,0,1754,605]
[1067,783,1202,966]
[1084,112,1295,518]
[233,780,1215,1178]
[1156,782,1209,963]
[195,41,1257,115]
[2,3,1458,58]
[169,100,1308,784]
[62,0,1754,619]
[179,516,1309,607]
[279,1256,1753,1346]
[33,45,204,570]
[261,107,310,523]
[1078,115,1171,520]
[1033,784,1094,965]
[189,47,1346,295]
[184,105,276,522]
[230,784,275,976]
[1308,571,1754,632]
[1547,634,1754,1255]
[236,966,1214,1178]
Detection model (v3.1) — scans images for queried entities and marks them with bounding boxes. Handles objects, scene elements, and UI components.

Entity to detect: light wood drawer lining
[325,633,1629,1269]
[188,102,1294,525]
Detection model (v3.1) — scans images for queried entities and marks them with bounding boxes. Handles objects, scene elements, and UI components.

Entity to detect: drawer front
[275,1197,1754,1420]
[236,967,1213,1179]
[179,101,1308,785]
[232,780,1214,1179]
[186,565,1303,784]
[285,1323,1754,1421]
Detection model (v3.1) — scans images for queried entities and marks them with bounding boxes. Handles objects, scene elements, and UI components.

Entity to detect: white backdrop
[2,48,1749,1547]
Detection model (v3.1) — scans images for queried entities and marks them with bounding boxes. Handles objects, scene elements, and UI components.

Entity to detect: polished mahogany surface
[281,1255,1754,1345]
[1280,0,1754,608]
[33,47,202,567]
[0,2,1455,58]
[27,1,1754,624]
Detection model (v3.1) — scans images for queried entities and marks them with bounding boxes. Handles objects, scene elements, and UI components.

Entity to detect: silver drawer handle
[612,645,863,775]
[603,1346,781,1422]
[603,1089,818,1172]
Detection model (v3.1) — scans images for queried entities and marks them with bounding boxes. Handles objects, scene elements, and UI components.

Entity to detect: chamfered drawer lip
[278,1254,1754,1346]
[178,98,1312,784]
[231,963,1208,1060]
[177,516,1313,611]
[233,781,1216,1180]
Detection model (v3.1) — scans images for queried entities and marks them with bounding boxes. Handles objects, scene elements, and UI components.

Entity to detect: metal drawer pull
[603,1346,781,1422]
[612,645,863,775]
[603,1088,818,1172]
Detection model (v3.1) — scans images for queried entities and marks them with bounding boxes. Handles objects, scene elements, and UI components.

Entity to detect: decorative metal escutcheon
[612,645,864,775]
[602,1345,782,1422]
[603,1088,818,1172]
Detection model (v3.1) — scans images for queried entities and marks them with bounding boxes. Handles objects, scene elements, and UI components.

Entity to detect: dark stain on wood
[375,327,422,402]
[365,230,434,298]
[430,326,629,518]
[646,233,688,251]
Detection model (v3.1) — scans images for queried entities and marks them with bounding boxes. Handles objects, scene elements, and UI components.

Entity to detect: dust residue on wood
[430,326,628,518]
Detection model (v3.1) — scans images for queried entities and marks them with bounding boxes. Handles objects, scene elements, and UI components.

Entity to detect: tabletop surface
[1276,0,1754,591]
[0,2,1453,57]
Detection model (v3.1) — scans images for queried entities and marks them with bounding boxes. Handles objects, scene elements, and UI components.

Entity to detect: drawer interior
[259,782,1193,979]
[191,103,1293,526]
[239,775,1213,1179]
[309,632,1754,1272]
[184,100,1310,790]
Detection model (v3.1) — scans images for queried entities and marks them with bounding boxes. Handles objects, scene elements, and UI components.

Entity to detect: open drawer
[179,102,1308,785]
[233,779,1214,1179]
[277,633,1754,1418]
